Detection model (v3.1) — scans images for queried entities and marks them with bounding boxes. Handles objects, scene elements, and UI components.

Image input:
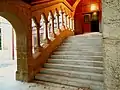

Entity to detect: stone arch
[32,17,38,26]
[0,1,33,82]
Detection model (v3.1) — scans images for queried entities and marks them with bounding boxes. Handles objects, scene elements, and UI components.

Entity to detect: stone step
[53,51,102,56]
[47,59,103,67]
[68,35,102,39]
[61,43,102,46]
[50,55,103,61]
[35,74,104,90]
[59,45,102,48]
[63,40,102,43]
[39,68,104,81]
[64,39,102,43]
[64,37,102,40]
[44,63,104,74]
[58,46,102,51]
[56,48,102,52]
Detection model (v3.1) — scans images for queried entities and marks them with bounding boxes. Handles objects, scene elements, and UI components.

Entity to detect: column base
[58,28,61,33]
[61,25,66,30]
[36,46,43,52]
[16,70,34,82]
[16,71,29,82]
[43,38,51,44]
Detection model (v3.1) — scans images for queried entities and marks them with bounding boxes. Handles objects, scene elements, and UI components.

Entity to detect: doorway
[91,12,99,32]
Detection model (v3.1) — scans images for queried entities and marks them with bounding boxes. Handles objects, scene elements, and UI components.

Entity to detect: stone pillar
[44,20,50,44]
[71,18,73,30]
[71,18,74,31]
[70,17,71,30]
[36,25,43,51]
[68,16,70,29]
[102,0,120,90]
[65,14,68,29]
[48,22,51,39]
[61,11,65,30]
[16,34,33,82]
[51,17,56,37]
[56,13,61,33]
[73,19,74,31]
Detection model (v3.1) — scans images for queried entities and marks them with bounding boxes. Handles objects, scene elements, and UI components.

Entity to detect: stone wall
[102,0,120,90]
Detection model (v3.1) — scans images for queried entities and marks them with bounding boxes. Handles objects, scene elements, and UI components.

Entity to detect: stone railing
[30,0,75,80]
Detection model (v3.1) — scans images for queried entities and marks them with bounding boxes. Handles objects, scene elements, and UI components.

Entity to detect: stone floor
[0,60,88,90]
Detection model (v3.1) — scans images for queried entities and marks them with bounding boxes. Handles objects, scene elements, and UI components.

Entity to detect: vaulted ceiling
[22,0,77,6]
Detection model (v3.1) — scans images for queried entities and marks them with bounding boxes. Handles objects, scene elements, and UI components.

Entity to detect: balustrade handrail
[30,0,77,81]
[31,0,75,53]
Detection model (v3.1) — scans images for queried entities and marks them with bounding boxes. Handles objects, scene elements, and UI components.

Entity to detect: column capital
[60,11,64,14]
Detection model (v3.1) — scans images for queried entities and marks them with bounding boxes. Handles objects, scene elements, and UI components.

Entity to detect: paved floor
[0,60,85,90]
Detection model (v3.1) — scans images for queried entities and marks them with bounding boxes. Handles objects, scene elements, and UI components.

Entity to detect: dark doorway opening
[91,12,99,32]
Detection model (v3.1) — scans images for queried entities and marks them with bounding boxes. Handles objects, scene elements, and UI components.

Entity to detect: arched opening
[0,11,30,82]
[40,14,46,45]
[32,18,37,54]
[0,16,17,82]
[0,16,17,60]
[74,0,102,34]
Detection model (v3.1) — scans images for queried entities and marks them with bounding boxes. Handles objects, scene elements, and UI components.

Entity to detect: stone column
[71,18,74,31]
[68,16,70,29]
[61,11,65,30]
[44,20,50,44]
[70,18,72,30]
[51,17,56,37]
[73,18,74,31]
[102,0,120,90]
[65,14,68,29]
[36,25,43,51]
[16,34,33,82]
[56,13,61,33]
[71,18,73,30]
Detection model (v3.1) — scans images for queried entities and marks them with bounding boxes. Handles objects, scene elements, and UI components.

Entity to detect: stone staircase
[35,33,104,90]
